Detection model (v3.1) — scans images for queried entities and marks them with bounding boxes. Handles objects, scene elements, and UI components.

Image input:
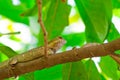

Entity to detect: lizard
[8,37,66,66]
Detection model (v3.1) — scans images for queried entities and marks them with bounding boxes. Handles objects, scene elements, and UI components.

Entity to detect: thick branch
[0,38,120,79]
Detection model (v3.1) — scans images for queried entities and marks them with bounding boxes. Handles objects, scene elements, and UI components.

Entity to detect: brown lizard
[9,37,66,65]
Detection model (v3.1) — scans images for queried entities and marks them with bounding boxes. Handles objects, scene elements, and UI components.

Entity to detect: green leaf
[38,0,71,45]
[99,56,119,80]
[21,0,51,16]
[62,61,88,80]
[62,32,85,47]
[21,5,38,16]
[34,65,62,80]
[9,36,21,42]
[112,0,120,8]
[75,0,112,42]
[113,9,120,17]
[0,0,29,24]
[107,22,120,42]
[85,59,101,80]
[20,0,35,8]
[0,46,17,58]
[100,74,106,80]
[42,0,51,7]
[19,72,34,80]
[5,77,17,80]
[0,52,8,62]
[44,0,71,39]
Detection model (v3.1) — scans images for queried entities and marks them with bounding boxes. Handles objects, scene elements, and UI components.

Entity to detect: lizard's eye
[58,36,63,39]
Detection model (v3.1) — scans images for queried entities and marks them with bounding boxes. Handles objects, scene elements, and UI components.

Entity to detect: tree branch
[0,38,120,79]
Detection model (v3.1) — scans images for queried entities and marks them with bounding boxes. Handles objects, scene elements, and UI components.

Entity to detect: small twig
[0,31,20,37]
[37,0,48,57]
[110,53,120,64]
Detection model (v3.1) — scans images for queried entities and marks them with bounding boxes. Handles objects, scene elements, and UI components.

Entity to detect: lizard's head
[48,37,66,53]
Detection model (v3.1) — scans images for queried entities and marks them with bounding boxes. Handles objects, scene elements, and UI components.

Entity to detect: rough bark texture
[0,38,120,79]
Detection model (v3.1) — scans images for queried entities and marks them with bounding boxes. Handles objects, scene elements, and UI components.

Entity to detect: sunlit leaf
[21,0,51,17]
[85,59,100,80]
[100,74,106,80]
[75,0,112,42]
[62,32,85,47]
[112,0,120,8]
[63,61,88,80]
[107,22,120,42]
[42,0,51,7]
[20,0,35,8]
[21,5,38,16]
[9,36,21,42]
[0,46,17,58]
[5,77,16,80]
[99,56,119,80]
[69,7,80,24]
[0,52,8,62]
[0,0,28,24]
[19,72,34,80]
[113,9,120,17]
[34,65,62,80]
[38,0,71,45]
[44,0,71,39]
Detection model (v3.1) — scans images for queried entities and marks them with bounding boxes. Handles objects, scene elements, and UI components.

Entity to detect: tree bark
[0,38,120,79]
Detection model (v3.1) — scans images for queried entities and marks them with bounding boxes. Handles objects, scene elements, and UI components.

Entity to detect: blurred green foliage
[75,0,112,43]
[0,0,120,80]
